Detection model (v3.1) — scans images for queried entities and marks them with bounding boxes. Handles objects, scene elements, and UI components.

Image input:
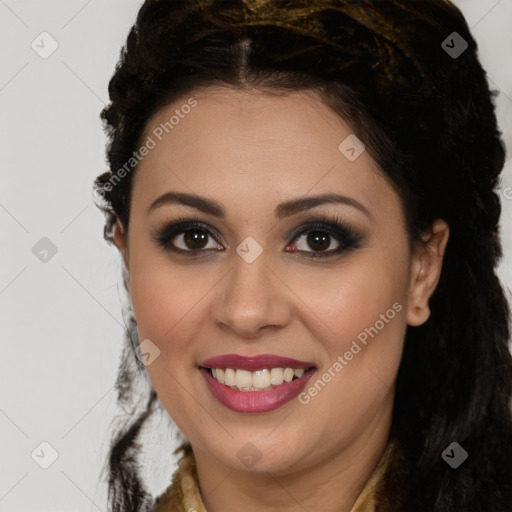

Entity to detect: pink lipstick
[198,353,317,413]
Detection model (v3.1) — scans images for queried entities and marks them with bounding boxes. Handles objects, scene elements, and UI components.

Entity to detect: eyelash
[152,213,363,259]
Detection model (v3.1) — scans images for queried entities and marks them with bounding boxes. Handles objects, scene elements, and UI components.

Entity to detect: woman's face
[113,86,446,474]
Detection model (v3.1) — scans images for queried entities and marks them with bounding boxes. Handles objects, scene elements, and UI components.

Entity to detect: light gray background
[1,1,511,510]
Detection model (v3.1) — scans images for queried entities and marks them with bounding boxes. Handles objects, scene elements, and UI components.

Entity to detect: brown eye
[153,220,224,254]
[170,227,222,252]
[290,230,340,252]
[182,229,209,250]
[153,216,362,259]
[285,218,362,258]
[304,231,335,252]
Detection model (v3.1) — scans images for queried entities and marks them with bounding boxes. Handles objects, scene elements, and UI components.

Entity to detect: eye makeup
[151,212,364,259]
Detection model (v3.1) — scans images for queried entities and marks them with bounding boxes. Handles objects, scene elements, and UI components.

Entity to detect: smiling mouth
[200,366,317,392]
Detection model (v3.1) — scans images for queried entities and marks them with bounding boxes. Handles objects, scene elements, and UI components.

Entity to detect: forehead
[132,86,399,221]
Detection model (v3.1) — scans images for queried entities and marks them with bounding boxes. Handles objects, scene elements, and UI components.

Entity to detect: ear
[407,218,450,326]
[112,217,130,272]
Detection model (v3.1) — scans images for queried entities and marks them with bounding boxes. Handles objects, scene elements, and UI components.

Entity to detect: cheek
[293,249,410,418]
[127,251,214,432]
[128,244,226,372]
[294,262,408,427]
[129,261,207,346]
[293,249,410,346]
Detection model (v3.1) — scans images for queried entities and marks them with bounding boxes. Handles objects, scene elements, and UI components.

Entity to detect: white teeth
[224,368,236,387]
[235,369,252,389]
[283,368,294,382]
[253,369,271,389]
[215,368,225,384]
[270,368,284,386]
[209,367,311,391]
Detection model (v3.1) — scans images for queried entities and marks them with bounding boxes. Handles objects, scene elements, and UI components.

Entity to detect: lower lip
[199,367,317,413]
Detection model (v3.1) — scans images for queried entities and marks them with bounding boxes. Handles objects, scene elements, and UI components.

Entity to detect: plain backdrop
[0,1,511,510]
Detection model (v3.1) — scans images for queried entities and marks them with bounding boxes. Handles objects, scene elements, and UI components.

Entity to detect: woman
[93,0,512,510]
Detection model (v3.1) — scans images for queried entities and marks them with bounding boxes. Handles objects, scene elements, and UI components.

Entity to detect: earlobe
[113,218,130,272]
[112,217,125,249]
[406,219,450,327]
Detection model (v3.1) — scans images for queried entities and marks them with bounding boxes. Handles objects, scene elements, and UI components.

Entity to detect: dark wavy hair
[93,1,512,510]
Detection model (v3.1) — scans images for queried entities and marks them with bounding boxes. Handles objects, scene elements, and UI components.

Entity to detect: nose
[211,252,292,339]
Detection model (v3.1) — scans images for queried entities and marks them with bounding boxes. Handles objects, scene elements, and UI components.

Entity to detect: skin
[112,86,449,512]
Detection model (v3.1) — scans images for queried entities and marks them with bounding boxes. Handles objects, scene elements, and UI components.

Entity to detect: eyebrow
[147,191,373,220]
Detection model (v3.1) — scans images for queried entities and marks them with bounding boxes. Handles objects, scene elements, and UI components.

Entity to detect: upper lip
[199,353,316,371]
